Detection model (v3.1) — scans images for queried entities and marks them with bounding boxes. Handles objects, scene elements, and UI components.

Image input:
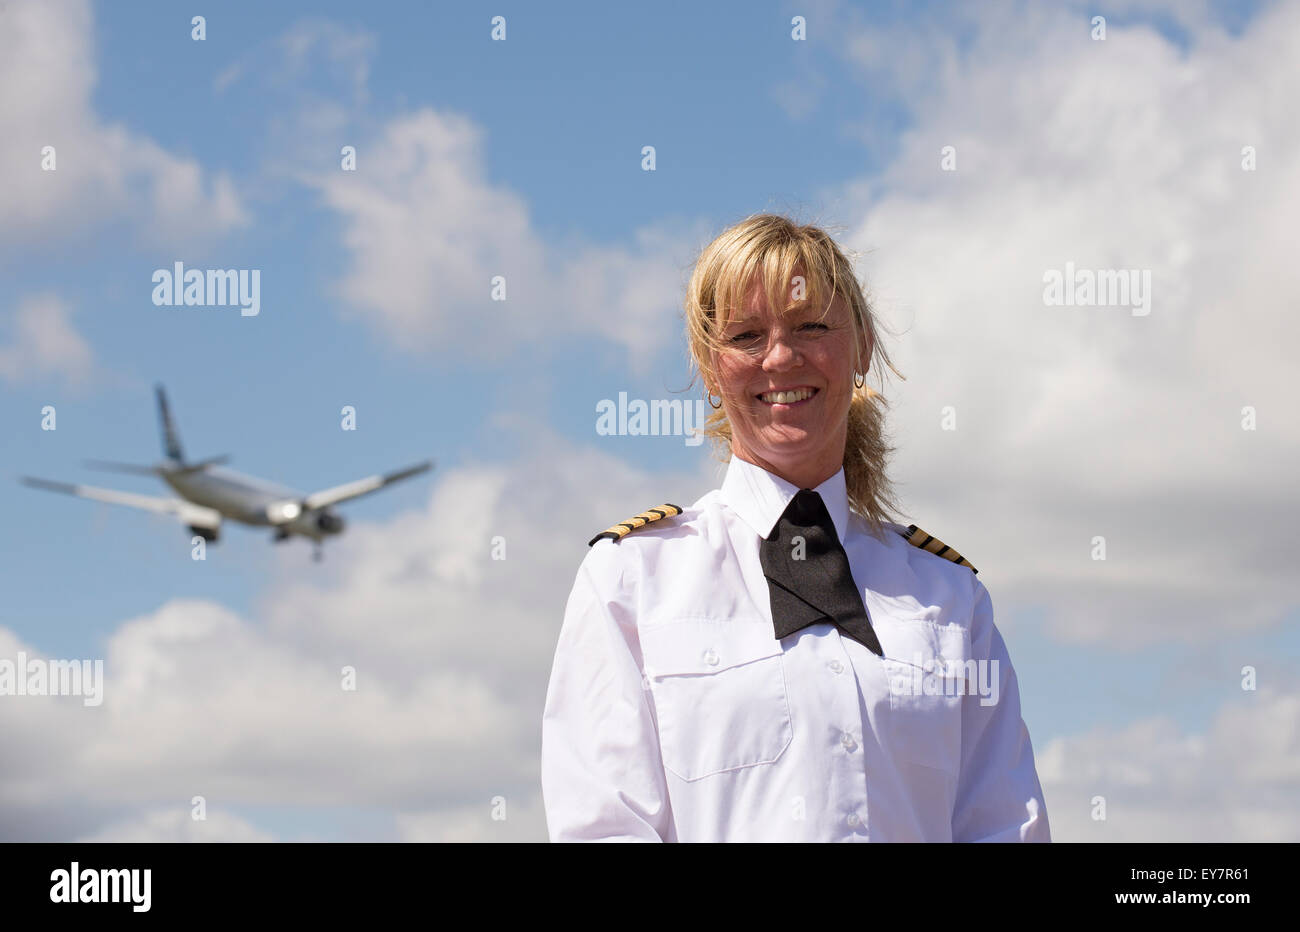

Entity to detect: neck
[732,448,840,491]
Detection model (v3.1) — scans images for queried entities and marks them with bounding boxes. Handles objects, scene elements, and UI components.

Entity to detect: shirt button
[702,649,719,666]
[840,732,858,752]
[846,813,861,828]
[828,660,844,674]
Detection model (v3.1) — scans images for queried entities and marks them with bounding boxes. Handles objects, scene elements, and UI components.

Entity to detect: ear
[856,321,873,373]
[700,366,717,398]
[705,348,722,394]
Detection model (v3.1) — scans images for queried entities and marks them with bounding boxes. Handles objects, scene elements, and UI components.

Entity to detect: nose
[760,328,799,370]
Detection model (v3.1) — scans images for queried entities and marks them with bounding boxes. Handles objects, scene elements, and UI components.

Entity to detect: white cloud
[76,807,275,843]
[1038,686,1300,841]
[214,19,373,145]
[829,1,1300,646]
[212,17,704,364]
[306,107,699,363]
[277,19,375,98]
[217,20,676,358]
[0,293,94,387]
[396,795,549,843]
[0,0,247,245]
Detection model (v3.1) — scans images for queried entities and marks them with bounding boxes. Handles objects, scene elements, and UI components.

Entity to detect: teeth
[760,388,814,404]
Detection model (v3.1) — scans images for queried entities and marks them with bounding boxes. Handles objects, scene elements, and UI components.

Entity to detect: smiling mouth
[757,387,818,406]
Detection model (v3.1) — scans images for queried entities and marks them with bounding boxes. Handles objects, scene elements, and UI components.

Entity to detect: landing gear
[312,542,323,563]
[273,527,291,543]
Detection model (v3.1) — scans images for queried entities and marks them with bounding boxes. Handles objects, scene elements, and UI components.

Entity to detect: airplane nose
[315,512,345,534]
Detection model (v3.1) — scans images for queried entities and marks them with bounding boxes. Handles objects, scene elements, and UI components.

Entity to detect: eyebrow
[725,304,821,325]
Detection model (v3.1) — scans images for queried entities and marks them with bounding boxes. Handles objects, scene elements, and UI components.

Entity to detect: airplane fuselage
[162,465,344,541]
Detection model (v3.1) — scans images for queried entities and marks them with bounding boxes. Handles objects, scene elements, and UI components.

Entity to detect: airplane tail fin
[156,384,185,463]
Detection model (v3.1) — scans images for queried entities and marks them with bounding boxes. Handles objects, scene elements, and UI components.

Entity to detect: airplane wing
[20,477,222,530]
[301,460,434,511]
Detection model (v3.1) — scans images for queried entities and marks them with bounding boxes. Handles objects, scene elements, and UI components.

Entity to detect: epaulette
[588,504,683,547]
[900,524,978,574]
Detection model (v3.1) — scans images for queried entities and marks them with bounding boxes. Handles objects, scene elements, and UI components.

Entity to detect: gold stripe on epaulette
[902,524,978,574]
[588,504,683,546]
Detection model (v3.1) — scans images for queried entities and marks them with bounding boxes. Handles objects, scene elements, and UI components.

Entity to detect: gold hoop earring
[707,392,722,409]
[853,372,865,389]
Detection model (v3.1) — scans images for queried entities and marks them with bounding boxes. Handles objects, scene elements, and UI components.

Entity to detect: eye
[798,321,830,333]
[727,330,760,345]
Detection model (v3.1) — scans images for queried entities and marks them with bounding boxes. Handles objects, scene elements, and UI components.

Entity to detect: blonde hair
[684,213,905,539]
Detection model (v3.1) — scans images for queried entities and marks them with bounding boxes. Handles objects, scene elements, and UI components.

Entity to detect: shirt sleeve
[952,578,1051,842]
[540,550,674,841]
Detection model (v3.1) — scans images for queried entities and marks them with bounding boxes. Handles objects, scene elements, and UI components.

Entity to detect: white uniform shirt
[541,455,1050,842]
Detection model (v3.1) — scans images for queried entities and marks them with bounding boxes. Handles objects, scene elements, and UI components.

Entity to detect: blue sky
[3,1,916,654]
[2,0,1296,842]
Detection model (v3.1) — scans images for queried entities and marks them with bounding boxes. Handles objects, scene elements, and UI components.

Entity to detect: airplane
[20,385,434,561]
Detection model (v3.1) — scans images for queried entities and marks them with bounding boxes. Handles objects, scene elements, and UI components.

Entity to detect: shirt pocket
[640,618,792,782]
[879,619,970,774]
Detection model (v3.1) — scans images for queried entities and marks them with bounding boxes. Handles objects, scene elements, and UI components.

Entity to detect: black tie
[759,489,883,656]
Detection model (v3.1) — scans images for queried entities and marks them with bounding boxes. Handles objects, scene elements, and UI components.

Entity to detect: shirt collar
[720,455,852,545]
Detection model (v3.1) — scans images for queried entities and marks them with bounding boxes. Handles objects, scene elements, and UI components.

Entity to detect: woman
[541,214,1050,842]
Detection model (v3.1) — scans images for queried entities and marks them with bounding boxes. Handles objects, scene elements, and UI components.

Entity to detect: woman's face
[710,279,869,489]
